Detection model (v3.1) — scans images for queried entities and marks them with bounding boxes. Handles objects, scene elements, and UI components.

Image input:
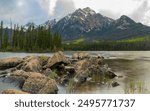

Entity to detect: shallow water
[0,51,150,94]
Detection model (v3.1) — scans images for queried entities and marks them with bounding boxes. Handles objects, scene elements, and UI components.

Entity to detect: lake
[0,51,150,94]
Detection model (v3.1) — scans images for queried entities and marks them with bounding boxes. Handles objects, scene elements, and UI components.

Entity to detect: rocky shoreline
[0,51,119,94]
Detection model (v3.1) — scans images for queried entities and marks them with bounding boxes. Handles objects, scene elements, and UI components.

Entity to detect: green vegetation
[118,37,149,43]
[48,71,58,79]
[124,80,146,94]
[0,21,62,52]
[92,39,101,43]
[0,20,150,52]
[63,36,150,51]
[72,38,85,44]
[66,78,77,93]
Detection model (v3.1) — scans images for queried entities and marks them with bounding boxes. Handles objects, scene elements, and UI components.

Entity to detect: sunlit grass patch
[72,38,85,44]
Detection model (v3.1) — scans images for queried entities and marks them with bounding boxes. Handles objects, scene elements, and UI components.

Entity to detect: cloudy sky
[0,0,150,26]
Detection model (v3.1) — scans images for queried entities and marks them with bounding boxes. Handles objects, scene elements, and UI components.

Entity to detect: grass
[118,37,149,43]
[48,71,58,79]
[39,55,48,61]
[92,39,100,43]
[124,80,146,94]
[72,38,85,44]
[66,78,77,93]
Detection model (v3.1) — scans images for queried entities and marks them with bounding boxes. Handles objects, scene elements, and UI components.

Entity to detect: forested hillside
[63,36,150,51]
[0,21,62,52]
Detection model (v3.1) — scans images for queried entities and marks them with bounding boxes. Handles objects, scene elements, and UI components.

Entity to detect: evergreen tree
[0,21,3,49]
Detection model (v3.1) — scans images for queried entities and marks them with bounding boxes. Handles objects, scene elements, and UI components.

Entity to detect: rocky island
[0,51,118,94]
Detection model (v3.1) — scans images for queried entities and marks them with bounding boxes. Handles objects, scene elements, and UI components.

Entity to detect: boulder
[10,70,30,78]
[2,89,28,94]
[75,57,103,71]
[72,52,90,59]
[17,56,42,72]
[43,68,59,80]
[0,68,17,77]
[4,70,30,88]
[74,57,116,83]
[75,69,91,83]
[74,57,104,83]
[0,57,23,70]
[45,51,69,69]
[22,72,58,94]
[38,56,49,66]
[61,66,76,85]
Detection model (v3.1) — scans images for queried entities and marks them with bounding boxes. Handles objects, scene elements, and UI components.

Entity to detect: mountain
[102,15,150,40]
[24,20,57,30]
[51,7,150,41]
[52,7,114,40]
[23,22,37,31]
[42,19,57,28]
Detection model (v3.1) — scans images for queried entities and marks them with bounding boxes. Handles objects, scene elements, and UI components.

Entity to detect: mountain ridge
[24,7,150,41]
[50,7,150,41]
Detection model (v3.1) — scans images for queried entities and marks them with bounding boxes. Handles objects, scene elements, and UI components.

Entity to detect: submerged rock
[4,70,31,88]
[2,89,28,94]
[105,71,117,79]
[111,81,120,87]
[72,52,90,59]
[22,72,58,94]
[0,57,23,70]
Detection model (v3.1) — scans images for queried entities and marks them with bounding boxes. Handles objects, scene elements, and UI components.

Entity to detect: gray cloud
[52,0,76,19]
[0,0,149,26]
[38,0,50,14]
[0,0,49,25]
[130,0,149,22]
[0,0,16,14]
[99,10,120,20]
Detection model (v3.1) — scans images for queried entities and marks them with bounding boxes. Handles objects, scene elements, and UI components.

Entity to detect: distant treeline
[0,21,62,52]
[63,37,150,51]
[0,21,150,52]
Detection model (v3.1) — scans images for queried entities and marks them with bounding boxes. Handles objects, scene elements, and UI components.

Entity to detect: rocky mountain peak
[82,7,96,15]
[52,8,150,40]
[114,15,136,30]
[118,15,135,24]
[73,7,96,17]
[24,22,37,30]
[25,22,36,27]
[43,19,57,28]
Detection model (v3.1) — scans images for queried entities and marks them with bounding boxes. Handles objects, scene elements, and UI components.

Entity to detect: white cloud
[49,0,57,15]
[130,1,149,22]
[38,0,50,14]
[0,0,149,26]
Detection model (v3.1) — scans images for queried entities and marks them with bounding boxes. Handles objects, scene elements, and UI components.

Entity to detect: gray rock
[22,72,58,94]
[72,52,90,59]
[111,81,120,87]
[17,56,42,72]
[2,89,29,94]
[4,70,30,88]
[45,51,70,69]
[0,57,23,70]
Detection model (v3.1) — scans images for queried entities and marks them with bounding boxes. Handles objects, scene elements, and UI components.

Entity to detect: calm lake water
[0,51,150,94]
